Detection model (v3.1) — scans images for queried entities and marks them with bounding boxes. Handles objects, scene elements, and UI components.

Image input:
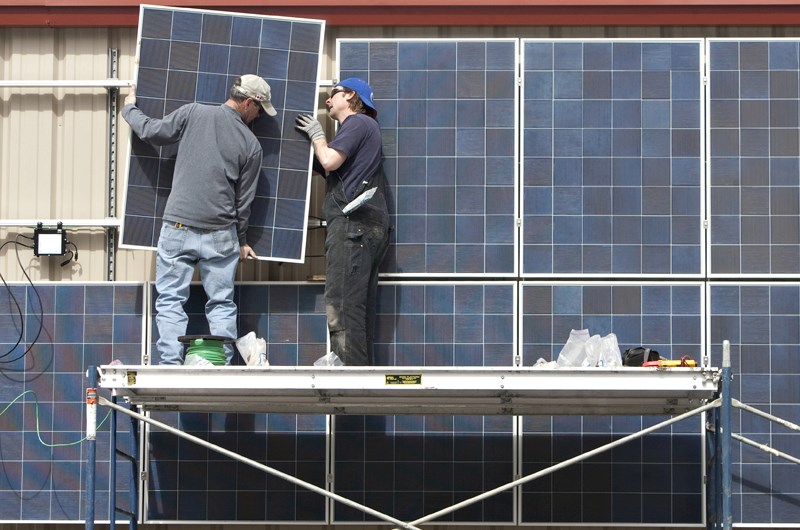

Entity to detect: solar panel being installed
[121,5,325,262]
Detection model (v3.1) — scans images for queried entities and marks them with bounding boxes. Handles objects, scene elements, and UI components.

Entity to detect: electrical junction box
[34,225,67,256]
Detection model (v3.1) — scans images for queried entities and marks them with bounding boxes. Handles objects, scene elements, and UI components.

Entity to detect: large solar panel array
[121,5,324,262]
[7,280,799,524]
[338,39,519,276]
[522,40,705,276]
[0,283,144,521]
[12,33,800,527]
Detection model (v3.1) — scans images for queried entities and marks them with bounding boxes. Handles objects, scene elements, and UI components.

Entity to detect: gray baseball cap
[238,74,277,116]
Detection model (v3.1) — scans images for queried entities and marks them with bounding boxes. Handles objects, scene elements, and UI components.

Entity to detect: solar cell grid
[521,39,705,277]
[122,5,325,262]
[709,39,800,276]
[0,283,144,521]
[519,281,705,524]
[145,282,328,521]
[333,413,515,523]
[338,39,519,276]
[709,282,800,524]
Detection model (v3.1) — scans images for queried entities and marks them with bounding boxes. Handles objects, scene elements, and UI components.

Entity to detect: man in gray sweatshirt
[122,74,275,365]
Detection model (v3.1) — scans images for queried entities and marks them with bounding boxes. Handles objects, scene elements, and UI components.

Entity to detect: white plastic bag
[598,332,623,367]
[236,332,268,366]
[556,329,590,367]
[532,357,558,369]
[184,353,214,366]
[314,351,344,367]
[582,334,603,367]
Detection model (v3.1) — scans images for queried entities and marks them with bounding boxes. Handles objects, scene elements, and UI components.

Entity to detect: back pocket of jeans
[159,224,185,256]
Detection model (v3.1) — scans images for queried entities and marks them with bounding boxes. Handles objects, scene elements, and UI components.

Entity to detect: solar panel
[521,40,705,277]
[709,282,800,524]
[335,280,517,523]
[121,5,325,262]
[709,39,800,276]
[145,282,328,522]
[0,283,144,521]
[145,410,328,522]
[520,281,705,525]
[337,39,519,276]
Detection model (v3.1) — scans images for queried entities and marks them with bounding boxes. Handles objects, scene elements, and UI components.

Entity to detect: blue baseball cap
[338,77,377,116]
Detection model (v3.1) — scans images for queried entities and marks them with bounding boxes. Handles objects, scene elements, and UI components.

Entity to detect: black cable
[0,240,26,359]
[0,235,45,365]
[60,250,74,267]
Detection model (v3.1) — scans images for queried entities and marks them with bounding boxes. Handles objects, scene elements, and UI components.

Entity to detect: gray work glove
[295,114,325,143]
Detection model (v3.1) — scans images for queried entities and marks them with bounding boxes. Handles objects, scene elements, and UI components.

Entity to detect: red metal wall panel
[3,1,800,26]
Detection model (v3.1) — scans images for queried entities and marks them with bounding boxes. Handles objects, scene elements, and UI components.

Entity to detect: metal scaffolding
[84,342,735,530]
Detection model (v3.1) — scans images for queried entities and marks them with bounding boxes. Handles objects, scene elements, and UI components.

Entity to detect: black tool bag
[621,347,660,366]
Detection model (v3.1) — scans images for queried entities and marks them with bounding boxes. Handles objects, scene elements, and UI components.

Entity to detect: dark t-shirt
[327,113,382,201]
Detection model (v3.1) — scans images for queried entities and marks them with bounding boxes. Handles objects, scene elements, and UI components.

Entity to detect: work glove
[295,114,325,143]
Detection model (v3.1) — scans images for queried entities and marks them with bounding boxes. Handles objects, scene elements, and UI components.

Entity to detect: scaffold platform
[96,364,720,416]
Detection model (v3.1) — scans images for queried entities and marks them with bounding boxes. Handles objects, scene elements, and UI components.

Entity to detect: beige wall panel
[0,27,141,281]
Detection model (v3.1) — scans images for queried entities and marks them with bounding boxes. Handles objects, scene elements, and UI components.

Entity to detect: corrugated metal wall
[2,24,800,284]
[1,27,138,281]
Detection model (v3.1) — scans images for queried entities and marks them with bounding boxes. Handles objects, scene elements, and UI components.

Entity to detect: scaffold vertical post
[85,367,98,530]
[110,394,118,530]
[721,340,732,530]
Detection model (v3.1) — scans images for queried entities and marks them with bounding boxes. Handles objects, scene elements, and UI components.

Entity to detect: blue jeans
[154,222,239,365]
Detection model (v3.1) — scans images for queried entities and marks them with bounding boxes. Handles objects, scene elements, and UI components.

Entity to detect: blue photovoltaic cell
[709,283,800,525]
[374,282,517,366]
[146,410,328,522]
[522,40,704,276]
[334,281,516,523]
[0,283,144,521]
[709,39,800,275]
[121,5,324,262]
[519,282,704,524]
[338,39,519,276]
[333,414,515,523]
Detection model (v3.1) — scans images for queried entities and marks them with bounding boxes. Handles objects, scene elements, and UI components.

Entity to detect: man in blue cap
[295,78,390,366]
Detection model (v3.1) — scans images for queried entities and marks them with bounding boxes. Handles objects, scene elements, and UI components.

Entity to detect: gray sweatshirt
[122,102,263,244]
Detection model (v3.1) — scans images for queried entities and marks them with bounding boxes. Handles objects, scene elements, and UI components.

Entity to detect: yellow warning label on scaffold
[385,374,422,385]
